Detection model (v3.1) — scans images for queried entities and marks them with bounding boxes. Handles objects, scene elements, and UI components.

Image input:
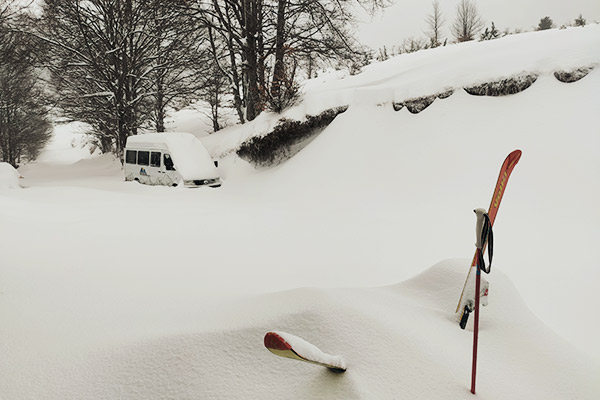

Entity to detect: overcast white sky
[357,0,600,49]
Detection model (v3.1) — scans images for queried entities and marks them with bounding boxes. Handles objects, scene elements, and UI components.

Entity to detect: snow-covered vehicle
[124,132,221,188]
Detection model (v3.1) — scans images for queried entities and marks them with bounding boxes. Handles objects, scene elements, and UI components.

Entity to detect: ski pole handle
[474,208,487,249]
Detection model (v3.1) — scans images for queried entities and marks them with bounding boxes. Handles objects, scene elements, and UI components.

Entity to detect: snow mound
[17,153,122,188]
[0,162,21,189]
[11,260,596,399]
[203,25,600,160]
[301,25,600,113]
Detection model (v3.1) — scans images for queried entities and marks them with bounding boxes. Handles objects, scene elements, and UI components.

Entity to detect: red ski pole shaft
[471,259,481,395]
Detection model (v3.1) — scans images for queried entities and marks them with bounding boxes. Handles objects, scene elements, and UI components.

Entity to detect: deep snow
[0,163,21,190]
[1,25,599,399]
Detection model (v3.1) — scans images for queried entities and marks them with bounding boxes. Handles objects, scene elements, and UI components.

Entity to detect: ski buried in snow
[456,150,522,327]
[264,331,347,373]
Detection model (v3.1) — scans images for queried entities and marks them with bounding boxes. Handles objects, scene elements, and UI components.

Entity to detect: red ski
[264,331,347,373]
[455,150,522,323]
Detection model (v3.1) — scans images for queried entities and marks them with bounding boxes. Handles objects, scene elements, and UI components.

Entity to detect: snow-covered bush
[554,66,594,83]
[0,162,21,189]
[403,95,437,114]
[393,90,453,113]
[464,74,538,96]
[237,106,347,167]
[437,89,454,99]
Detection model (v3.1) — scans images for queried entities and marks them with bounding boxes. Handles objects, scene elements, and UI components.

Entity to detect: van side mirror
[214,160,219,168]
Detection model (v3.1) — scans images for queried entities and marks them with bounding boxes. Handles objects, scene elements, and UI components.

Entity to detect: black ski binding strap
[459,302,474,330]
[477,213,493,274]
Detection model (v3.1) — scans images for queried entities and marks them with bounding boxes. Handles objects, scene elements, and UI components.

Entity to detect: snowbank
[0,162,21,189]
[1,261,596,399]
[203,25,600,158]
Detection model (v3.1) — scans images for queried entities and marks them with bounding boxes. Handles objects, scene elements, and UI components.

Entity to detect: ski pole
[471,208,491,395]
[471,257,481,394]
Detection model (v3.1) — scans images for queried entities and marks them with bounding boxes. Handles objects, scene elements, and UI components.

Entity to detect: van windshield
[164,154,175,171]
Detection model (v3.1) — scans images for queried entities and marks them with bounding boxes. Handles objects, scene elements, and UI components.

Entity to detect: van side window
[125,150,137,164]
[150,152,161,167]
[164,154,175,171]
[138,151,150,166]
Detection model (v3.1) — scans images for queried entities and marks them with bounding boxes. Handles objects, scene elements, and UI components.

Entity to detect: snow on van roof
[126,132,219,180]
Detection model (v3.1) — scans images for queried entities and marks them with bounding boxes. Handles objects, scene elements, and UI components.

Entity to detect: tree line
[0,0,593,166]
[0,0,387,164]
[377,0,592,60]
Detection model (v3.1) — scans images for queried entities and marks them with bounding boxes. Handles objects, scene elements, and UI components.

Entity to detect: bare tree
[38,0,207,155]
[196,1,247,123]
[242,0,263,121]
[425,0,445,48]
[199,0,388,120]
[0,12,51,167]
[398,37,428,54]
[269,0,287,112]
[199,60,228,132]
[38,0,153,154]
[451,0,484,42]
[147,1,209,132]
[266,0,389,112]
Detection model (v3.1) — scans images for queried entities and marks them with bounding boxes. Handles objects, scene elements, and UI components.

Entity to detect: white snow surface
[1,26,599,399]
[0,162,21,189]
[35,121,99,164]
[127,132,219,180]
[202,25,600,158]
[273,330,347,371]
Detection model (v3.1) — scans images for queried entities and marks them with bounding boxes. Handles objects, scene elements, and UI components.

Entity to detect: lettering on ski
[455,150,522,317]
[493,171,506,208]
[264,331,347,373]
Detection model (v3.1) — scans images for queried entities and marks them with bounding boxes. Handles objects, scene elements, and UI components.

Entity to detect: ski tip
[264,331,292,351]
[508,149,522,164]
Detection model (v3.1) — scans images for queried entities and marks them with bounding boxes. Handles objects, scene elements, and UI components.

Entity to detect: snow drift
[0,162,20,189]
[2,261,595,399]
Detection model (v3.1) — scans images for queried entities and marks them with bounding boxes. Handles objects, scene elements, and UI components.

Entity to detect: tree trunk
[155,86,165,132]
[271,0,286,112]
[242,0,261,121]
[256,0,266,100]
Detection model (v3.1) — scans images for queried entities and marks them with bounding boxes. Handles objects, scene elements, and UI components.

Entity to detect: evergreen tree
[480,22,500,40]
[574,14,586,27]
[537,16,554,30]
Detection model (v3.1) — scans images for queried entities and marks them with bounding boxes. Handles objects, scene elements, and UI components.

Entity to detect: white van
[124,132,221,188]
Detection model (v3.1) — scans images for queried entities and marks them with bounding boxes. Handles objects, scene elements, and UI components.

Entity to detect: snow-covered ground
[1,26,599,399]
